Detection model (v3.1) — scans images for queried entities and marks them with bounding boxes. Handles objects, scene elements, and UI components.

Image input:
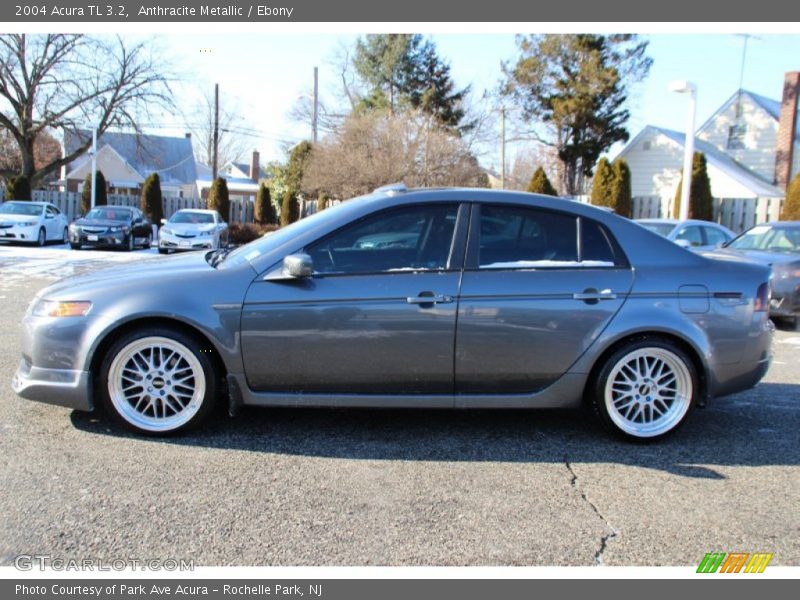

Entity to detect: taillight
[754,282,770,312]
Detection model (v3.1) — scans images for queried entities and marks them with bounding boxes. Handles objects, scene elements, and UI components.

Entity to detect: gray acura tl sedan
[12,186,774,440]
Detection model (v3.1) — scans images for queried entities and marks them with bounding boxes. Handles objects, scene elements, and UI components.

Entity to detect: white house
[195,151,265,202]
[617,73,799,226]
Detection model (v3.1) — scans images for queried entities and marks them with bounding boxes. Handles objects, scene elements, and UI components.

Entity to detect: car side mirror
[282,253,314,278]
[674,239,691,249]
[160,218,167,225]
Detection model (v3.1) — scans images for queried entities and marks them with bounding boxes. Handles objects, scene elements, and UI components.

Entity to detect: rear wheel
[98,328,218,435]
[591,338,697,441]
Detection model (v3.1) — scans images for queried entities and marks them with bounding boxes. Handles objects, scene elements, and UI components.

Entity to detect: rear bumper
[709,317,774,399]
[11,358,93,411]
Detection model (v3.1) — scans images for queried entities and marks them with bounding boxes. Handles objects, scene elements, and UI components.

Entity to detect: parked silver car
[0,201,69,246]
[12,187,773,440]
[636,218,735,252]
[158,209,228,254]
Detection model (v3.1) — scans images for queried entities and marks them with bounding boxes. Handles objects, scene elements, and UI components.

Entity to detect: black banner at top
[2,0,798,23]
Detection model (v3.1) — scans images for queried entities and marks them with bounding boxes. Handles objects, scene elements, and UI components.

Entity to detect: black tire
[97,326,219,436]
[158,247,169,255]
[70,242,81,250]
[62,227,69,244]
[144,233,152,249]
[36,227,46,247]
[590,337,698,442]
[126,233,135,251]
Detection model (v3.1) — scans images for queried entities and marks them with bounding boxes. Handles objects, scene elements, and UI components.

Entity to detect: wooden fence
[0,186,255,224]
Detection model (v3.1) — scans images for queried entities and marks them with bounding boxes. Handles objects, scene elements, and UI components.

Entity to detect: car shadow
[70,382,800,479]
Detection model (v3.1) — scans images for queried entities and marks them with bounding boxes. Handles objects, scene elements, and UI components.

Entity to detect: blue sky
[157,33,800,168]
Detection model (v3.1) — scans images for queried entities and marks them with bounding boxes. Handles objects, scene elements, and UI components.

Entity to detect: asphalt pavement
[0,245,798,566]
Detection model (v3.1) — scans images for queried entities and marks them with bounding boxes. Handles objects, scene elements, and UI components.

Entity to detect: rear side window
[704,226,730,247]
[581,219,617,264]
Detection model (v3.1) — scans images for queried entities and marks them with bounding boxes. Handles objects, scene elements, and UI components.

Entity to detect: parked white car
[0,201,69,246]
[158,209,228,254]
[636,218,735,252]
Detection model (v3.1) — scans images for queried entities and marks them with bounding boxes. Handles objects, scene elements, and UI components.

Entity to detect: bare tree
[0,34,173,186]
[508,143,562,193]
[187,88,249,168]
[303,110,487,199]
[0,126,61,182]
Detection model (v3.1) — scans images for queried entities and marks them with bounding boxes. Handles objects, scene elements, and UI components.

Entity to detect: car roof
[2,200,48,206]
[751,221,800,228]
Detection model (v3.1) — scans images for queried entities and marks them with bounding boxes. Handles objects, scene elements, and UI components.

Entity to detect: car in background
[636,218,735,252]
[0,201,69,246]
[69,205,153,251]
[158,209,228,254]
[14,187,773,441]
[703,222,800,324]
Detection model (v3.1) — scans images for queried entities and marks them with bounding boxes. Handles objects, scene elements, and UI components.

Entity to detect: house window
[642,141,652,151]
[727,124,747,150]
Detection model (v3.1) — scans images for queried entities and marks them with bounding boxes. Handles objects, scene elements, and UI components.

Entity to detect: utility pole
[90,125,97,210]
[312,66,319,144]
[500,107,506,190]
[212,83,219,180]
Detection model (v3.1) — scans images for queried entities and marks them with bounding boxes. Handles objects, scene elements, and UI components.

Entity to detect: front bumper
[0,224,39,242]
[769,279,800,319]
[159,232,216,251]
[71,229,127,247]
[12,358,93,411]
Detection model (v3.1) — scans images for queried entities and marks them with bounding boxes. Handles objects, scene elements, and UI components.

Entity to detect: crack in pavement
[565,458,618,566]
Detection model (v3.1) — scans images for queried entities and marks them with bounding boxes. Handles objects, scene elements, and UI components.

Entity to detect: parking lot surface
[0,244,798,566]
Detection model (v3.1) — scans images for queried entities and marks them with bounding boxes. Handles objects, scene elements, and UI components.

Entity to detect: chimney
[775,71,800,189]
[249,150,260,181]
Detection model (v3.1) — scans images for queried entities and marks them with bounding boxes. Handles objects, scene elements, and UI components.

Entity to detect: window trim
[299,201,469,279]
[464,203,630,271]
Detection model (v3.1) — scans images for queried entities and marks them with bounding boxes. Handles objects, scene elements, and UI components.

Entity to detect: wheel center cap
[639,383,651,396]
[152,377,166,390]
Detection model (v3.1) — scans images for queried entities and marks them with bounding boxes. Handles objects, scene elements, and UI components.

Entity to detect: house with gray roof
[617,76,799,225]
[62,129,199,199]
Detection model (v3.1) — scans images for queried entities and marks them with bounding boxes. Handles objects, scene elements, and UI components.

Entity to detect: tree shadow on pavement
[70,382,800,479]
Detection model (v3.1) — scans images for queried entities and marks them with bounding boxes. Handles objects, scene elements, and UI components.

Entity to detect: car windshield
[85,207,132,221]
[170,211,214,224]
[0,202,43,216]
[638,222,675,237]
[728,225,800,253]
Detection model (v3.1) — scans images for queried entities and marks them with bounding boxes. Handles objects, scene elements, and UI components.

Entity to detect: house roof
[65,129,197,186]
[620,125,784,198]
[697,89,799,141]
[195,163,260,192]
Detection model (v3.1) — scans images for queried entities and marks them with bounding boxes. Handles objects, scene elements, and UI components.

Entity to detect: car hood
[38,252,216,300]
[0,214,41,224]
[702,247,800,267]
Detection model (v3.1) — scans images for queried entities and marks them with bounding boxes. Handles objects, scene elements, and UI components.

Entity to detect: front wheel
[591,338,697,441]
[62,227,69,244]
[36,227,46,247]
[143,232,152,249]
[98,328,218,435]
[126,233,135,251]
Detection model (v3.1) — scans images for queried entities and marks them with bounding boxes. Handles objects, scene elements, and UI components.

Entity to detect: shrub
[80,170,107,215]
[254,182,275,225]
[6,175,31,200]
[673,152,713,220]
[207,177,230,222]
[590,157,615,208]
[227,222,280,245]
[140,172,164,224]
[610,159,632,217]
[280,191,299,226]
[526,167,557,196]
[780,173,800,221]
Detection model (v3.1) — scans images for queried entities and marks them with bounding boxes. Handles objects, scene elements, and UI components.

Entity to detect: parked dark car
[69,206,153,251]
[14,186,773,440]
[703,221,800,323]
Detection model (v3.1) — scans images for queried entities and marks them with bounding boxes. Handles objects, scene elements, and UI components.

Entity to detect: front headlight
[19,220,37,227]
[32,300,93,318]
[161,227,174,236]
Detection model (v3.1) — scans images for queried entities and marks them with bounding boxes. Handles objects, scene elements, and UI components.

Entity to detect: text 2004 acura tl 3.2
[12,187,773,440]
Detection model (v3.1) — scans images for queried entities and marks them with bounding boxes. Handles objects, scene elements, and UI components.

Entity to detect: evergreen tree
[673,152,713,221]
[780,173,800,221]
[610,159,632,217]
[80,170,107,215]
[287,141,313,194]
[207,177,230,222]
[5,174,31,200]
[140,172,163,224]
[409,40,471,131]
[526,167,557,196]
[316,191,329,212]
[590,157,615,208]
[254,182,275,225]
[281,191,299,227]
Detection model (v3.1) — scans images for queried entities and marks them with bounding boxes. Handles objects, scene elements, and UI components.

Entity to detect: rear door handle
[573,288,617,301]
[407,293,453,305]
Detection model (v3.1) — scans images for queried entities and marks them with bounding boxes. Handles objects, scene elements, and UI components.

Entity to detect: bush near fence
[0,186,255,224]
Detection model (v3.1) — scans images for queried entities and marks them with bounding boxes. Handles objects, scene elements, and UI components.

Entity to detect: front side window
[306,203,459,275]
[675,225,703,247]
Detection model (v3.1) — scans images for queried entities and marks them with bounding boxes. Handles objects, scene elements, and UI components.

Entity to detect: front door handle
[573,288,617,302]
[407,292,454,305]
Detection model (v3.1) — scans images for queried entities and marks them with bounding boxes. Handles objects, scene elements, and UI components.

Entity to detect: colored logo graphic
[697,552,773,573]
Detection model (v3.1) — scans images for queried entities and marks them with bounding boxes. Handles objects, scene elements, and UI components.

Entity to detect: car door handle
[407,293,453,305]
[573,289,617,301]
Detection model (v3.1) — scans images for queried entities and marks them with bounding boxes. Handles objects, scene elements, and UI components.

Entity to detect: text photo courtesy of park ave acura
[0,22,799,575]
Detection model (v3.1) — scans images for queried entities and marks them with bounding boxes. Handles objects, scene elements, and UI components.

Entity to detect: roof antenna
[734,34,757,120]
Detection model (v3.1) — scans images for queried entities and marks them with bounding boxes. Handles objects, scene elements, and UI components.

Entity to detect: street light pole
[500,107,506,190]
[312,66,319,144]
[90,124,97,210]
[669,80,697,221]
